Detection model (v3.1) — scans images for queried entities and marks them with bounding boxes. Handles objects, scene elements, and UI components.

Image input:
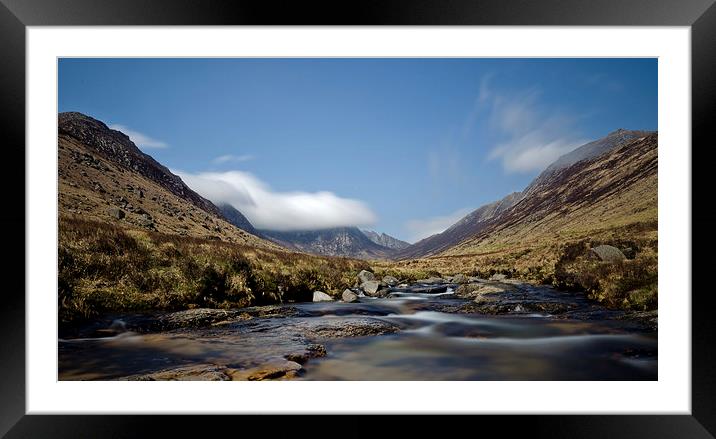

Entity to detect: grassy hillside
[59,216,370,324]
[374,134,658,310]
[59,133,277,247]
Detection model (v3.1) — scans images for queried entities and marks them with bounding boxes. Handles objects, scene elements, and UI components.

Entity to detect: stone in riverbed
[454,282,516,299]
[119,364,231,381]
[313,291,333,302]
[490,273,507,281]
[382,275,399,286]
[228,360,304,381]
[342,289,359,303]
[357,269,375,283]
[361,280,381,296]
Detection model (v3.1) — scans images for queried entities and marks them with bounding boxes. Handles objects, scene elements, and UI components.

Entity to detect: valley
[57,112,658,381]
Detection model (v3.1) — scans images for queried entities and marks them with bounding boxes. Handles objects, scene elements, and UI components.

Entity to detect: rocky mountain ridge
[261,227,395,259]
[361,230,410,250]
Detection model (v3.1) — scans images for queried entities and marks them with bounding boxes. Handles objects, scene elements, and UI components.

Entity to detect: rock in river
[342,289,359,303]
[361,280,382,296]
[313,291,333,302]
[382,275,399,286]
[357,269,375,283]
[455,282,516,299]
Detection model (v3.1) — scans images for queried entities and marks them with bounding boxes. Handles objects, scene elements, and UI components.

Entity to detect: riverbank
[59,277,657,381]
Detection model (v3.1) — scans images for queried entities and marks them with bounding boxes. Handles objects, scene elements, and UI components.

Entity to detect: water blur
[59,287,656,380]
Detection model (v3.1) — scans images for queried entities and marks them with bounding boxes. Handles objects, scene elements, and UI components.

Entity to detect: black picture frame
[3,0,713,437]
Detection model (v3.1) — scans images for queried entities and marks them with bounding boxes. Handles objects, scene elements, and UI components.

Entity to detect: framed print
[4,0,714,437]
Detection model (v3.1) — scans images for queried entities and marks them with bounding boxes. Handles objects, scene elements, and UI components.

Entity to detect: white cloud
[175,170,377,231]
[109,124,168,149]
[405,207,473,243]
[489,124,587,173]
[481,84,585,173]
[212,154,255,165]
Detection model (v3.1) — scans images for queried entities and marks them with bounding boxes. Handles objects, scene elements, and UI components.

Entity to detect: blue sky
[58,58,657,242]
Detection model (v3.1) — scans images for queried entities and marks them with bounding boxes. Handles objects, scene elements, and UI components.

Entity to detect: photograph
[56,57,659,381]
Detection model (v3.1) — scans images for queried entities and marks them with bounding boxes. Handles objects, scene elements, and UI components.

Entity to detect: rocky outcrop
[261,227,395,259]
[59,112,223,218]
[361,229,410,250]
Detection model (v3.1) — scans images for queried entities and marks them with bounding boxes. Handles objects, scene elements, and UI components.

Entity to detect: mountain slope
[361,230,410,250]
[443,132,657,257]
[394,129,652,260]
[58,112,275,247]
[218,203,259,236]
[261,227,394,259]
[393,192,524,259]
[59,112,223,217]
[542,128,652,175]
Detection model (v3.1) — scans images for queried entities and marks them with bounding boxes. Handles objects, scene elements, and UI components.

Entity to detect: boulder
[375,287,391,297]
[490,273,507,281]
[589,245,626,262]
[357,270,375,284]
[361,280,382,296]
[312,291,333,302]
[382,275,399,286]
[138,217,155,228]
[342,289,359,303]
[108,207,125,219]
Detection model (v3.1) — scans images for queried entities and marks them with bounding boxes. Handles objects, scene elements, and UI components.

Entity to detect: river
[58,280,657,380]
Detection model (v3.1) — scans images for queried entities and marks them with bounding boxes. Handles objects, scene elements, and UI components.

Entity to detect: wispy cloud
[480,82,586,173]
[212,154,255,165]
[175,169,377,231]
[109,124,168,149]
[405,207,473,243]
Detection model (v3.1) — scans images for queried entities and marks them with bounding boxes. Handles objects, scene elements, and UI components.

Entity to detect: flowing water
[58,283,657,381]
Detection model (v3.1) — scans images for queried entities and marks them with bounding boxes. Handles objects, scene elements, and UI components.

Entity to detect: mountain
[361,230,410,250]
[58,112,274,247]
[261,227,394,259]
[542,128,652,175]
[442,132,657,257]
[394,129,654,260]
[218,203,259,236]
[393,191,524,259]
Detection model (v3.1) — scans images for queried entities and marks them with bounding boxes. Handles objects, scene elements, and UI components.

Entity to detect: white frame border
[27,26,690,414]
